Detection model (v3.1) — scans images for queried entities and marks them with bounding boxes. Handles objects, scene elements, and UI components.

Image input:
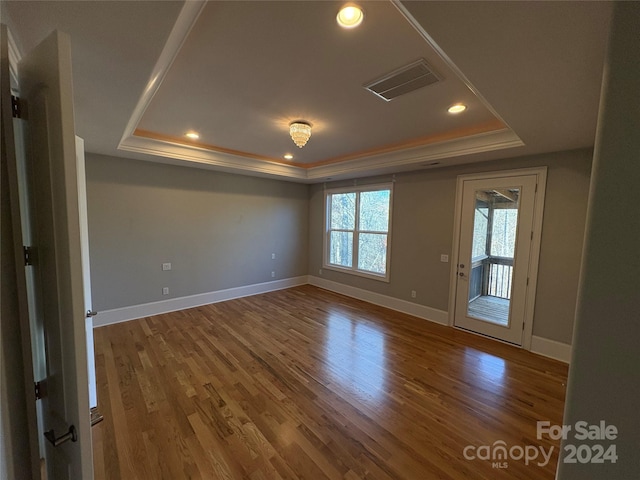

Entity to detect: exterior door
[453,173,541,345]
[8,29,93,479]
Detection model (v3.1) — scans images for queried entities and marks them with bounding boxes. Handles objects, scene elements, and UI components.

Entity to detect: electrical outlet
[271,253,276,259]
[162,287,169,295]
[271,271,275,278]
[162,262,172,271]
[411,290,417,298]
[440,254,449,263]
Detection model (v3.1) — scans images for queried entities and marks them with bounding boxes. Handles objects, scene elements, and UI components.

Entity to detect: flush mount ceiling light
[337,4,364,29]
[284,153,294,160]
[448,104,467,114]
[289,121,312,148]
[185,131,200,139]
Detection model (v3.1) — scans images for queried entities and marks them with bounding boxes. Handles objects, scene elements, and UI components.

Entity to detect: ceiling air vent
[364,59,440,102]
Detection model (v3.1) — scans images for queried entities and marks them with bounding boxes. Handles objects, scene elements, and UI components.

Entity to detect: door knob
[86,310,97,318]
[459,264,465,268]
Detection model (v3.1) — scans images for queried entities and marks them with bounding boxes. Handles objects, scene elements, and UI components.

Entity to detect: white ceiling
[4,0,612,183]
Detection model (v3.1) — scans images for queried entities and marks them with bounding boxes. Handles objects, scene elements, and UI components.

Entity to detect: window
[324,184,392,280]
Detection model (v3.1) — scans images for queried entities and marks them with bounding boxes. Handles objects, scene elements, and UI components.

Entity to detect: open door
[2,28,93,479]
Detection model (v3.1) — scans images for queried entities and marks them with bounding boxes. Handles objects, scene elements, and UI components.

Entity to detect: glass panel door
[454,174,539,346]
[466,188,519,326]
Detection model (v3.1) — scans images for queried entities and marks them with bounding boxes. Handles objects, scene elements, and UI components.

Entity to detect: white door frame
[448,167,547,350]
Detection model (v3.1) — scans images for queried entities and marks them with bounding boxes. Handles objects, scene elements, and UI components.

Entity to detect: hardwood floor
[92,285,568,479]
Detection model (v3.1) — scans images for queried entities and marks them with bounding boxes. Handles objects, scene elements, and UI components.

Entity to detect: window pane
[329,231,353,267]
[472,200,489,260]
[491,208,518,257]
[359,190,390,232]
[330,193,356,230]
[358,233,387,274]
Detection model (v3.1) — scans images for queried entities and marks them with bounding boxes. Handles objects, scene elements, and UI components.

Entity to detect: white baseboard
[530,336,572,363]
[93,276,309,328]
[308,275,449,325]
[95,274,571,364]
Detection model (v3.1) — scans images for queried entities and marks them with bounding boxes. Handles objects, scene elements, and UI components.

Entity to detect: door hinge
[535,183,538,193]
[527,277,530,286]
[34,381,44,400]
[23,246,33,266]
[531,231,534,240]
[11,95,23,118]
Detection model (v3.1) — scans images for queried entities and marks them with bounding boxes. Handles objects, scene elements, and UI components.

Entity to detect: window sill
[322,264,390,283]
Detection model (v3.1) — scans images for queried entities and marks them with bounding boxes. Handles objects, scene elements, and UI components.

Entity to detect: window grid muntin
[324,184,392,281]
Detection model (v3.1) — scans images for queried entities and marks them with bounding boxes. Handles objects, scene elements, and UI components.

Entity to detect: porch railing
[469,256,514,301]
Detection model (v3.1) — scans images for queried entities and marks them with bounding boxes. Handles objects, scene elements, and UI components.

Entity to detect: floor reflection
[463,349,506,389]
[325,312,386,404]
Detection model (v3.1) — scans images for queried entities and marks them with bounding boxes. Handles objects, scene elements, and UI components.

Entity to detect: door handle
[86,310,97,318]
[44,425,77,447]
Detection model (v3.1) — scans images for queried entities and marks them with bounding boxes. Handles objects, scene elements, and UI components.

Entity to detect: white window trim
[323,183,393,282]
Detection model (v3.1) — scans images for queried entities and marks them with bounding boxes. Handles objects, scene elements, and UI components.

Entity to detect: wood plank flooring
[92,285,568,479]
[468,295,510,326]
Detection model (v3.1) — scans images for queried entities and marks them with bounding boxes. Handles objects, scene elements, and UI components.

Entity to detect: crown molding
[119,134,308,180]
[118,0,206,148]
[306,128,523,180]
[120,127,524,183]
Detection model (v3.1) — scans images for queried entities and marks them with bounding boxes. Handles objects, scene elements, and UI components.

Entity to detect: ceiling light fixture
[337,4,364,29]
[284,154,294,160]
[448,104,467,114]
[185,131,200,139]
[289,121,312,148]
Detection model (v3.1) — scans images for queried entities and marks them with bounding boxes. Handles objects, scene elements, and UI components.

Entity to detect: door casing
[448,167,547,350]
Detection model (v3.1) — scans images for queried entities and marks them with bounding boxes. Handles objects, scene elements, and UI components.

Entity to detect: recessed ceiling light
[448,104,467,114]
[284,154,294,160]
[185,131,200,139]
[337,4,364,29]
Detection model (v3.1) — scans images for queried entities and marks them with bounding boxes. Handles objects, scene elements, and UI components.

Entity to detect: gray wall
[559,3,640,477]
[86,154,309,311]
[309,149,592,345]
[88,148,591,344]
